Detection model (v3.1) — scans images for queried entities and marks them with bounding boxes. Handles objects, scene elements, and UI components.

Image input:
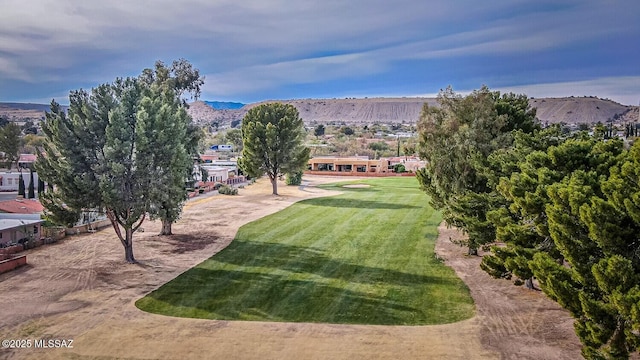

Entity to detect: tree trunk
[607,320,628,359]
[271,176,278,195]
[525,277,534,290]
[160,220,172,235]
[124,227,135,263]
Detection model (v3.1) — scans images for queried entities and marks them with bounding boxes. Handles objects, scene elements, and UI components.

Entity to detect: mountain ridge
[188,96,639,127]
[2,97,638,126]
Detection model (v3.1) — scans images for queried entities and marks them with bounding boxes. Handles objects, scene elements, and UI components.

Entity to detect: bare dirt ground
[0,175,581,360]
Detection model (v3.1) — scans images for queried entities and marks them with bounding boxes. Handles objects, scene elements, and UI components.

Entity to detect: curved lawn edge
[136,177,475,325]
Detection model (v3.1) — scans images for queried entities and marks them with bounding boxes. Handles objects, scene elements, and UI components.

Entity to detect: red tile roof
[0,199,44,214]
[18,154,37,163]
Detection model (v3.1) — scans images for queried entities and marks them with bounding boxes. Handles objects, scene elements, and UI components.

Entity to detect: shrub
[393,164,406,173]
[218,185,238,195]
[286,171,303,185]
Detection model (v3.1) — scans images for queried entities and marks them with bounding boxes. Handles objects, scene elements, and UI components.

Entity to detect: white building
[0,171,40,192]
[201,165,230,183]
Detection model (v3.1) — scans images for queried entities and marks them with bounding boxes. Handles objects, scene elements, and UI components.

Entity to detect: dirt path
[0,176,581,359]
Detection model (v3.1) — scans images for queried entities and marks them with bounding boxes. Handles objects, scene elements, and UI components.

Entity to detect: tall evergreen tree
[239,103,310,195]
[138,61,203,236]
[416,86,538,254]
[17,172,25,197]
[27,169,35,199]
[481,132,613,288]
[527,139,640,358]
[37,178,45,195]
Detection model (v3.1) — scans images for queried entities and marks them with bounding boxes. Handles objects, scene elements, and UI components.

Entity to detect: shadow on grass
[142,267,424,324]
[214,240,451,287]
[303,197,419,209]
[138,240,466,325]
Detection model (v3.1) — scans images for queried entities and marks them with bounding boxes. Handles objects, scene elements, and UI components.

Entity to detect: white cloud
[0,57,32,81]
[1,1,638,102]
[202,52,382,96]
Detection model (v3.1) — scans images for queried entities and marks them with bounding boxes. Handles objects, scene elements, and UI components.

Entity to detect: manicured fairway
[136,177,474,325]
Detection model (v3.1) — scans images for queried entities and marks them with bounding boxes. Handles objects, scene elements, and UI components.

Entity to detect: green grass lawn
[136,177,475,325]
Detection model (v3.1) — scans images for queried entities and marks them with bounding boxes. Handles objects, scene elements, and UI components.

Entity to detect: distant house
[199,154,219,163]
[0,171,41,192]
[308,157,391,174]
[0,218,43,246]
[386,156,426,172]
[307,156,425,175]
[201,166,230,183]
[0,199,44,214]
[18,154,37,169]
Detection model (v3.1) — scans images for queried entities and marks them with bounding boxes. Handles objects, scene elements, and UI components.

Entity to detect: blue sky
[1,1,639,105]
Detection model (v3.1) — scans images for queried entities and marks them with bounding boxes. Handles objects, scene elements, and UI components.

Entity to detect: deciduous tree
[239,103,310,195]
[314,124,325,137]
[0,123,22,168]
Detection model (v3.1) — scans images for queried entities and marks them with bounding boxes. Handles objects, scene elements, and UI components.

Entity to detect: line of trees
[417,86,640,358]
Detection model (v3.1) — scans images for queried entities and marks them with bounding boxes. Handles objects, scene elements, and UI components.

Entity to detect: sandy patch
[0,175,580,360]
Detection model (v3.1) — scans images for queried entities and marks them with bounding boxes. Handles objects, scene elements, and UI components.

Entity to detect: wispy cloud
[0,1,638,102]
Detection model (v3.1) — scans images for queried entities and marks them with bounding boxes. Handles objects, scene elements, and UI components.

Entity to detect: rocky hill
[530,97,636,125]
[186,96,638,127]
[2,97,638,127]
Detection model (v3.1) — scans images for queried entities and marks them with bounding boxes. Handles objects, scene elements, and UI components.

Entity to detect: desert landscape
[0,175,582,360]
[2,97,638,128]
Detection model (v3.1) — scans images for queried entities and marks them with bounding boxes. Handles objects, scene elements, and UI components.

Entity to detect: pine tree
[18,173,25,197]
[416,86,538,254]
[37,178,45,195]
[529,138,640,358]
[27,169,35,199]
[480,126,566,286]
[138,61,203,236]
[36,60,202,263]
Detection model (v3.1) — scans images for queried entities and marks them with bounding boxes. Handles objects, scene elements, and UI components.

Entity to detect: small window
[34,226,38,234]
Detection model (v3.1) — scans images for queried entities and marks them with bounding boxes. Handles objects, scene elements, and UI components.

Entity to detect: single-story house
[386,156,426,172]
[18,154,37,169]
[307,157,391,174]
[0,218,43,246]
[199,154,219,163]
[0,199,44,214]
[200,165,230,183]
